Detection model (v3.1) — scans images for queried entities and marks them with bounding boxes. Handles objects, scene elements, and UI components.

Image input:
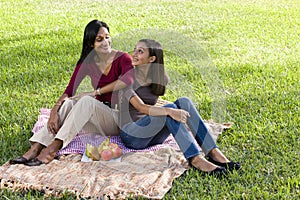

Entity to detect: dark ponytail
[139,39,166,96]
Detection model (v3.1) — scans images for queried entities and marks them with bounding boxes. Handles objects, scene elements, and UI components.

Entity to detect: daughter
[119,39,240,177]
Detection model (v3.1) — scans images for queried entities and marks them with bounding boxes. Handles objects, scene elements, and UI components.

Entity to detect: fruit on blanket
[109,143,118,149]
[86,143,92,158]
[111,146,122,158]
[109,143,123,158]
[90,146,100,161]
[100,149,113,161]
[98,136,110,153]
[96,136,123,160]
[85,143,100,161]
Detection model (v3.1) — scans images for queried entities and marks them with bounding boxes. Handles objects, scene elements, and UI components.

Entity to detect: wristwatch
[96,88,101,95]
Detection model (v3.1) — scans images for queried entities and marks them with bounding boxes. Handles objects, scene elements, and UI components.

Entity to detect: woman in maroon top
[9,20,134,166]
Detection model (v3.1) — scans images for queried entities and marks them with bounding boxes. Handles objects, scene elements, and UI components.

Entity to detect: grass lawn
[1,0,299,199]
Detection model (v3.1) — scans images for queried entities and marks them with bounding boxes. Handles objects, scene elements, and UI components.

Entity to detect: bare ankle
[23,143,44,160]
[191,155,218,172]
[36,140,63,163]
[208,148,230,163]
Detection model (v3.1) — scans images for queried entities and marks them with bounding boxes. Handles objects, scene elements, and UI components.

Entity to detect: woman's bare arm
[129,95,190,123]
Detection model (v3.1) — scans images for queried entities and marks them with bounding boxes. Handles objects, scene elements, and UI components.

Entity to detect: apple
[111,146,122,158]
[108,143,122,158]
[96,137,123,161]
[100,149,113,161]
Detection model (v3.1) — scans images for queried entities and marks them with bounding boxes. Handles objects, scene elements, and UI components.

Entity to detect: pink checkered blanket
[32,108,180,156]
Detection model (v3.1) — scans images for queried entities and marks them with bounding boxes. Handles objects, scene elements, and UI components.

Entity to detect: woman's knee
[175,97,193,109]
[76,95,98,108]
[178,97,192,104]
[77,95,94,104]
[62,98,77,109]
[163,103,177,109]
[58,98,77,117]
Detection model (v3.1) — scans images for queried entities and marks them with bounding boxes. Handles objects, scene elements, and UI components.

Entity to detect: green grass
[1,0,299,199]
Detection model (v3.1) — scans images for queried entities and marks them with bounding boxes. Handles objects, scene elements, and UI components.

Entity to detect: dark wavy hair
[138,39,166,96]
[77,20,110,65]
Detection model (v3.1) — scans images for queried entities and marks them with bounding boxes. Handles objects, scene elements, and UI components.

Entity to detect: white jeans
[30,96,119,148]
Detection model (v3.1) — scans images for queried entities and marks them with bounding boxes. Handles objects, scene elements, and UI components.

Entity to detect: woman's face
[132,42,154,66]
[94,27,112,54]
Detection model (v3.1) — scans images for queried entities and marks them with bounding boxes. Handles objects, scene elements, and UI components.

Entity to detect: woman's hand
[47,109,60,134]
[168,108,190,123]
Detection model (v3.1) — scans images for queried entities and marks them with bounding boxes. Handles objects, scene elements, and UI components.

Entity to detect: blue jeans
[120,97,218,160]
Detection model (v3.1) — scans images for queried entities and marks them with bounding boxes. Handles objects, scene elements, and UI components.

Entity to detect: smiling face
[132,41,156,67]
[94,27,112,54]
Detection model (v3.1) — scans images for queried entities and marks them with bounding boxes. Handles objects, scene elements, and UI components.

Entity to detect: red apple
[100,149,113,161]
[111,146,122,158]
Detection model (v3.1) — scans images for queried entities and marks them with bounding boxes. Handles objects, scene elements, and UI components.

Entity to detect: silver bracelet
[96,88,101,95]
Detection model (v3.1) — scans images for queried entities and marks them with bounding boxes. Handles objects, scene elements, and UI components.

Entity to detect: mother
[9,19,134,166]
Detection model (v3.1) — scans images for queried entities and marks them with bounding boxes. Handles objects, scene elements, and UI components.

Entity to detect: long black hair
[139,39,166,96]
[77,20,110,65]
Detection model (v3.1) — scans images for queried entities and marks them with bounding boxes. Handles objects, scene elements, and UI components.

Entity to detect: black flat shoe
[208,157,241,171]
[9,156,29,165]
[24,158,45,166]
[207,167,228,177]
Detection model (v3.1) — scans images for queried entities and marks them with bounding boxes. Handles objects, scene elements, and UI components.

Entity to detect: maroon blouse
[64,51,134,103]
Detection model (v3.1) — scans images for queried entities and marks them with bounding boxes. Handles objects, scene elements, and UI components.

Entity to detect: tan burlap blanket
[0,99,232,199]
[0,147,190,199]
[0,120,231,199]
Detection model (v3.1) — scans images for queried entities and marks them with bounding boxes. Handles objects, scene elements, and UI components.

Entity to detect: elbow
[120,77,134,87]
[127,76,134,85]
[121,70,135,86]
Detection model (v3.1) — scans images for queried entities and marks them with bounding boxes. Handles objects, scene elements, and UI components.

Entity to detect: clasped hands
[169,108,190,124]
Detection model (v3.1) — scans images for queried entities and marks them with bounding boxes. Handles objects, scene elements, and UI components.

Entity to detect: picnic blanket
[0,107,231,199]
